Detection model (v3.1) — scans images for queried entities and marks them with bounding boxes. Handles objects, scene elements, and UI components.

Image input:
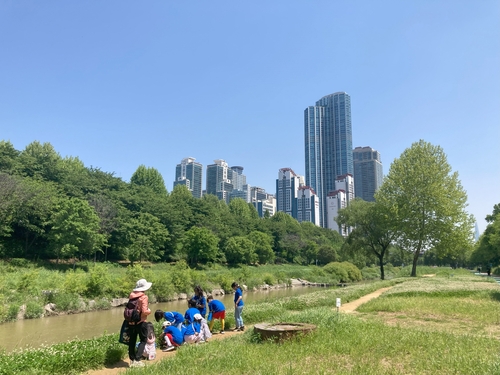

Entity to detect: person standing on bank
[127,279,152,368]
[231,282,244,331]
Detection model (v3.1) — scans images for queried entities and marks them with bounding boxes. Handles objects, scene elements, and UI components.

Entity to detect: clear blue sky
[1,1,499,234]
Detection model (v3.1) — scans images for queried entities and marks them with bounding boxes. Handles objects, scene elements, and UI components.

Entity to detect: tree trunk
[379,256,385,280]
[411,250,420,277]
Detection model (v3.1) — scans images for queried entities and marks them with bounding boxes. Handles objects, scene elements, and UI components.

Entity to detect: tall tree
[183,226,219,267]
[336,198,396,279]
[48,197,107,264]
[376,140,475,276]
[130,165,167,195]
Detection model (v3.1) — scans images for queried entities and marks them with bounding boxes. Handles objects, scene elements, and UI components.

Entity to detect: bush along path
[84,285,393,375]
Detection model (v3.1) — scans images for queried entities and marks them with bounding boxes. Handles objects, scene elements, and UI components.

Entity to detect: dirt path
[84,329,246,375]
[338,287,393,313]
[85,286,394,375]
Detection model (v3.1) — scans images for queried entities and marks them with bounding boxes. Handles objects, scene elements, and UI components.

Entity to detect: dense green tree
[0,141,20,173]
[130,165,167,195]
[124,212,169,264]
[247,231,275,264]
[48,197,107,264]
[470,204,500,266]
[183,226,220,267]
[376,140,475,276]
[16,141,63,182]
[336,198,397,279]
[224,236,257,265]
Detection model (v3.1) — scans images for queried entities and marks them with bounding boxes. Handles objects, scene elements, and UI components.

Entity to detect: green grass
[3,272,500,374]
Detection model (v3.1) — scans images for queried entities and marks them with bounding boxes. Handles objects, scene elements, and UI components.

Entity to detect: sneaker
[162,346,175,352]
[220,330,225,334]
[130,360,145,368]
[240,326,245,331]
[232,327,240,331]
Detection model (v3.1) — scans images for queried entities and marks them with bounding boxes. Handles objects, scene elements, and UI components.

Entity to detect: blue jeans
[234,305,244,328]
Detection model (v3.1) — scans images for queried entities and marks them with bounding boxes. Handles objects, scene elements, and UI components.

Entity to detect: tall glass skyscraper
[174,157,203,198]
[304,92,353,227]
[353,146,383,202]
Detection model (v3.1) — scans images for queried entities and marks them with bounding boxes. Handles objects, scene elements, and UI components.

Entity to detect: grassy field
[2,268,499,374]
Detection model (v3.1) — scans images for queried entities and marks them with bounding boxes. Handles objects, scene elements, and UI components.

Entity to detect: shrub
[6,304,19,321]
[341,262,362,281]
[323,262,349,283]
[52,292,81,311]
[24,301,44,319]
[85,263,112,298]
[63,269,87,295]
[262,273,276,285]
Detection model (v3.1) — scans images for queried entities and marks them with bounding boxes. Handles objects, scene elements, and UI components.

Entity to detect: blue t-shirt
[208,299,225,313]
[181,322,200,336]
[184,307,199,324]
[163,326,183,345]
[192,295,207,316]
[234,287,244,307]
[163,311,184,326]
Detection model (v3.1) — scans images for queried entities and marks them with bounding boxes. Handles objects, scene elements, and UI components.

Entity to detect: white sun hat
[133,278,152,292]
[162,320,171,327]
[193,313,203,321]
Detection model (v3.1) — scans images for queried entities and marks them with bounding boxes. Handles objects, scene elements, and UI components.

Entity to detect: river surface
[1,286,323,353]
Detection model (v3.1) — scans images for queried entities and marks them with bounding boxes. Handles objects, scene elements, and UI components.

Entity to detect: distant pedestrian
[487,265,492,276]
[231,282,244,331]
[207,294,226,334]
[126,278,152,368]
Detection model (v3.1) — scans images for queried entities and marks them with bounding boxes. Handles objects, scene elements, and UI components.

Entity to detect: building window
[305,198,310,210]
[298,211,302,222]
[298,197,302,210]
[286,190,291,211]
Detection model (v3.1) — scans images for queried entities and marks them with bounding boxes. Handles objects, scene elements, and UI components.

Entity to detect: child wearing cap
[161,321,183,352]
[194,313,212,342]
[207,295,226,334]
[155,310,184,331]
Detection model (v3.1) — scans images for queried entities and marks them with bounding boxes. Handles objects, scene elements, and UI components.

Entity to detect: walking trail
[85,285,395,375]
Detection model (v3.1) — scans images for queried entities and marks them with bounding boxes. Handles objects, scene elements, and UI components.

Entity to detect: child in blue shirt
[207,294,226,334]
[192,285,207,318]
[161,321,183,351]
[184,298,200,324]
[181,320,202,344]
[154,310,184,330]
[232,282,244,331]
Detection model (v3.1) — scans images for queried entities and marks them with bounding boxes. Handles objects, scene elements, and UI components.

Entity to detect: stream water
[0,286,323,353]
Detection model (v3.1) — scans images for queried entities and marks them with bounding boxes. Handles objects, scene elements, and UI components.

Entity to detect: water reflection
[0,286,324,353]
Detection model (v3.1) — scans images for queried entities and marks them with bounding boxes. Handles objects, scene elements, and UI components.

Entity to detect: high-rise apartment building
[251,186,276,217]
[206,159,233,203]
[276,168,320,226]
[229,166,251,202]
[297,186,320,225]
[276,168,301,218]
[173,157,203,198]
[326,174,354,234]
[305,92,353,227]
[353,146,383,202]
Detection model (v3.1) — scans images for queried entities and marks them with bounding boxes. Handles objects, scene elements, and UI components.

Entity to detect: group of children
[154,282,244,352]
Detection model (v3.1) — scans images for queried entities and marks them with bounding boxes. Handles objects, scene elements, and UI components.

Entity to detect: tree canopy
[376,140,475,276]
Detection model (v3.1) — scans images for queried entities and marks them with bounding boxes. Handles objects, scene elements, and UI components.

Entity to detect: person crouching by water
[231,282,244,331]
[155,310,184,331]
[128,279,152,368]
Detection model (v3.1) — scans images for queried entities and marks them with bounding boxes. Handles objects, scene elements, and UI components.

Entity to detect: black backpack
[124,297,141,323]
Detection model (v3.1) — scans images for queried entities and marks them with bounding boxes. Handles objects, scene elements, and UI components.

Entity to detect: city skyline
[1,1,498,234]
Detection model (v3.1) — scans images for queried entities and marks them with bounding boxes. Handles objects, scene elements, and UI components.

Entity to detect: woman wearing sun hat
[127,278,152,368]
